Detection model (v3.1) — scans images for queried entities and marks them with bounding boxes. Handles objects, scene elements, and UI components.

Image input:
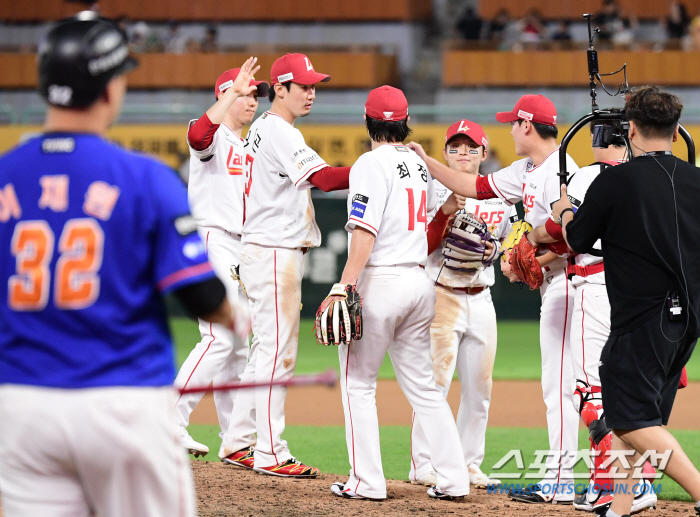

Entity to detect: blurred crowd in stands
[3,1,700,55]
[117,18,221,53]
[452,0,700,51]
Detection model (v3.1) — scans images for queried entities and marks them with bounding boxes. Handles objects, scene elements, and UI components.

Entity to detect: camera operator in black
[552,85,700,517]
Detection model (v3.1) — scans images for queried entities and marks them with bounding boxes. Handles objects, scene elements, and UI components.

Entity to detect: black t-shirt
[566,154,700,336]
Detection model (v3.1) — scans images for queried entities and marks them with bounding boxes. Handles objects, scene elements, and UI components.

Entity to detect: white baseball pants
[0,385,195,517]
[222,244,304,468]
[570,282,609,388]
[339,266,470,499]
[537,268,578,498]
[173,227,251,445]
[409,286,497,481]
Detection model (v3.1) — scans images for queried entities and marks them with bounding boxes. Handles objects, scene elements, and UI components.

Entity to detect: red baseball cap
[215,68,270,100]
[364,85,408,121]
[445,119,488,149]
[495,94,557,126]
[270,53,330,86]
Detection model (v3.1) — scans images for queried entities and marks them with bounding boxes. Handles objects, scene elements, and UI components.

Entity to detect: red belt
[567,262,604,278]
[436,282,485,295]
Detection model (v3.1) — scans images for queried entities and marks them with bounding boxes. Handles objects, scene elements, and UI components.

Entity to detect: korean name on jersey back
[0,133,214,389]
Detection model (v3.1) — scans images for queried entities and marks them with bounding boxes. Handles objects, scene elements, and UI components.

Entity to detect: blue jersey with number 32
[0,133,214,388]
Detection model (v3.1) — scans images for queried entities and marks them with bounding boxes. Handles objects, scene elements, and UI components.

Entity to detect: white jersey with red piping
[486,146,578,271]
[345,144,437,267]
[241,111,327,249]
[187,121,246,234]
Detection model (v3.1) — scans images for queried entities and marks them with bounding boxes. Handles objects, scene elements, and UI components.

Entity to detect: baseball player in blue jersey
[0,14,239,517]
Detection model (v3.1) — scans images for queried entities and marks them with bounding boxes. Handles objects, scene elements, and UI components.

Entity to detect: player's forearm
[339,227,376,285]
[422,155,478,198]
[308,166,351,192]
[205,87,241,125]
[535,251,559,267]
[426,208,449,255]
[561,211,577,253]
[528,223,557,245]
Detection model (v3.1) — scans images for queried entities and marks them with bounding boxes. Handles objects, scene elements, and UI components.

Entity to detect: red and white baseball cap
[364,85,408,121]
[270,53,330,86]
[215,68,270,99]
[445,119,488,149]
[495,94,557,126]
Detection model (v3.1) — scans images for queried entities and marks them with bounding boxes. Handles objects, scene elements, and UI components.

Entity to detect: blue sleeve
[149,166,215,293]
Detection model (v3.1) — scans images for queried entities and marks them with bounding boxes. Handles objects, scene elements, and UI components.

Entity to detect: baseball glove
[315,283,363,346]
[442,212,501,271]
[509,233,544,289]
[501,220,533,261]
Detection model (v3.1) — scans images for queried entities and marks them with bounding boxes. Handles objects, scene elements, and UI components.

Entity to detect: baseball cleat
[468,463,501,488]
[176,425,209,458]
[509,484,573,505]
[253,457,319,478]
[427,486,465,501]
[630,480,657,514]
[592,480,658,515]
[410,471,438,487]
[573,486,613,512]
[330,482,383,500]
[222,446,254,469]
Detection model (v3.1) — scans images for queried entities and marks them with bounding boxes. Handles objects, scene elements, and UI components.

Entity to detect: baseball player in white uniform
[408,120,516,489]
[173,59,267,461]
[219,53,352,477]
[324,86,470,501]
[409,94,580,504]
[527,121,657,514]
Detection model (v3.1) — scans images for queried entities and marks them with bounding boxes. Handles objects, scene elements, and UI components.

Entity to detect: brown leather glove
[509,233,544,289]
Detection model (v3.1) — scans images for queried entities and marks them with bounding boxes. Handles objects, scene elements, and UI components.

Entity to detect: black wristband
[558,208,574,226]
[172,276,227,318]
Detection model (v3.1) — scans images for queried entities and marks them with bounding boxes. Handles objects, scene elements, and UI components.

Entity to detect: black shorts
[599,314,697,430]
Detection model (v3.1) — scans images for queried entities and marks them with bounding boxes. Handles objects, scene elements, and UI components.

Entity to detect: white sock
[606,510,623,517]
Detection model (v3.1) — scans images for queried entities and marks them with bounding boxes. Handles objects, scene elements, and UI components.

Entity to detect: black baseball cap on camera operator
[38,11,138,108]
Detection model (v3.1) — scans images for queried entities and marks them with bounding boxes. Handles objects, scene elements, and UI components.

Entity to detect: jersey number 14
[406,188,427,231]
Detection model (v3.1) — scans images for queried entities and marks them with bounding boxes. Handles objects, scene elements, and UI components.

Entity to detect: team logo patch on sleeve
[182,235,207,260]
[509,214,520,223]
[292,147,323,172]
[350,194,369,219]
[568,195,582,208]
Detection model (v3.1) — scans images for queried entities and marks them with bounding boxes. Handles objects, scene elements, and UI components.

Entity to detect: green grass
[170,317,700,381]
[188,424,700,502]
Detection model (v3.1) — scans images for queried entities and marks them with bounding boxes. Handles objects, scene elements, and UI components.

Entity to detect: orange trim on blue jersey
[157,262,213,292]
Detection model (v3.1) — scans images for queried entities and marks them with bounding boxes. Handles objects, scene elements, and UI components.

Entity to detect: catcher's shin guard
[588,417,614,503]
[573,381,613,506]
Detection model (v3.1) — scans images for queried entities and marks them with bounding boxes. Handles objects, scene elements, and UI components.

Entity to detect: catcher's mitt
[442,213,501,271]
[315,283,363,346]
[509,233,544,289]
[501,220,533,261]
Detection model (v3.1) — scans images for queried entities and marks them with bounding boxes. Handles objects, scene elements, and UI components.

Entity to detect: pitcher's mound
[193,461,695,516]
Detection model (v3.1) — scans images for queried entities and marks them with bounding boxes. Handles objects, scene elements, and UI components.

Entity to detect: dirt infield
[191,379,700,429]
[192,462,698,516]
[0,436,696,517]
